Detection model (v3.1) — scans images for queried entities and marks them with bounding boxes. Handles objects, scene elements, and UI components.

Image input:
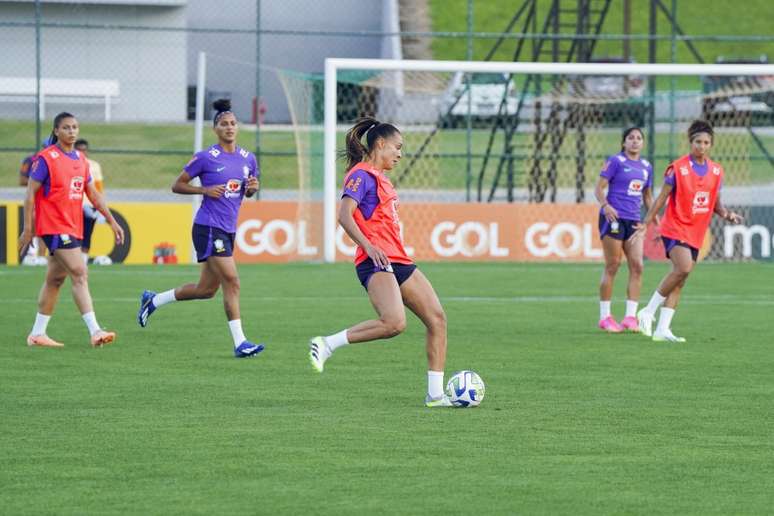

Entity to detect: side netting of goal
[301,59,774,263]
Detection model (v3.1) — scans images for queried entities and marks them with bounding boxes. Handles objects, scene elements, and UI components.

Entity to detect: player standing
[635,120,742,342]
[136,99,264,359]
[308,117,452,407]
[18,112,124,348]
[593,127,654,332]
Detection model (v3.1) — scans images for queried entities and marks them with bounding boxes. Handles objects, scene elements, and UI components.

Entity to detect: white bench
[0,77,120,122]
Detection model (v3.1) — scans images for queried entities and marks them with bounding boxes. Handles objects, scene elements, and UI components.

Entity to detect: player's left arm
[85,181,125,244]
[245,156,259,197]
[713,192,743,224]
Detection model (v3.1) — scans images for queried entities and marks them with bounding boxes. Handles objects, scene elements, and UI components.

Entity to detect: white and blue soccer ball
[446,370,485,407]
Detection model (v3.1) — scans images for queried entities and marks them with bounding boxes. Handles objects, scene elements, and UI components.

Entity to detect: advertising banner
[1,202,192,265]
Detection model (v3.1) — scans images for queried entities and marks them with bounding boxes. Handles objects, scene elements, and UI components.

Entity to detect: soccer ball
[445,370,485,407]
[93,255,113,266]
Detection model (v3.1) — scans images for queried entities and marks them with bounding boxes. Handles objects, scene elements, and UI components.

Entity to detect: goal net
[279,59,774,263]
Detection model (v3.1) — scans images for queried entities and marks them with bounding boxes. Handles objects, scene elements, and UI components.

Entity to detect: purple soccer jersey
[342,169,379,219]
[185,144,258,233]
[600,152,653,221]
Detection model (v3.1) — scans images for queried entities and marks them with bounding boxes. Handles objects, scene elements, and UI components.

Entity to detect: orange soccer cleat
[26,334,64,348]
[90,330,116,348]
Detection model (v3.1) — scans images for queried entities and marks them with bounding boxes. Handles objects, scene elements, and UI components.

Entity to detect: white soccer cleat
[637,309,655,337]
[424,395,453,408]
[652,329,686,343]
[308,336,330,373]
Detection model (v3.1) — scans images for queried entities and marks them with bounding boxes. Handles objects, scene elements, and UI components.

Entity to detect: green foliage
[430,0,774,64]
[2,262,773,513]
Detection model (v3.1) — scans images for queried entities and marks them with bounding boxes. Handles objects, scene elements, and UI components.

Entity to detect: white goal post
[323,58,774,263]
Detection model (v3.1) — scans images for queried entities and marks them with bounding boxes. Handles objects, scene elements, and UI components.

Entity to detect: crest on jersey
[224,179,242,198]
[69,176,85,200]
[209,148,221,158]
[712,166,720,176]
[680,166,689,176]
[627,179,644,196]
[692,191,710,214]
[49,150,59,159]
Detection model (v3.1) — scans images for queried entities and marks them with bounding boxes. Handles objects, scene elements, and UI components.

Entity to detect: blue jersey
[599,152,653,221]
[185,144,258,233]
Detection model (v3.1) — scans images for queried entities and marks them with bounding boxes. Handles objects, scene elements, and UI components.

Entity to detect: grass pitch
[1,261,773,514]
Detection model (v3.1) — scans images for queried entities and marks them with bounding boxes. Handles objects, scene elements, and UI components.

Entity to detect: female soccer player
[593,127,654,332]
[308,117,451,407]
[136,99,264,358]
[19,112,124,348]
[635,120,742,342]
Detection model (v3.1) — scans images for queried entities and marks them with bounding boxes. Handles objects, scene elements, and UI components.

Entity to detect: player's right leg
[27,256,66,347]
[309,272,405,373]
[599,235,623,333]
[138,261,219,327]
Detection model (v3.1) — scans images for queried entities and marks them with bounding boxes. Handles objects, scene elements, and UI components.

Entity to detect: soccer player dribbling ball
[19,112,125,348]
[594,127,655,333]
[308,117,453,408]
[634,120,743,342]
[136,99,264,359]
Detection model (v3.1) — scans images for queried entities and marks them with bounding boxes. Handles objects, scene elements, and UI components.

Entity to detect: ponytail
[341,116,400,171]
[49,111,75,146]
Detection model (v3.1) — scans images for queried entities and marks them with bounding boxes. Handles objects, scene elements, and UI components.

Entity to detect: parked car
[701,56,774,127]
[566,57,647,127]
[439,72,518,128]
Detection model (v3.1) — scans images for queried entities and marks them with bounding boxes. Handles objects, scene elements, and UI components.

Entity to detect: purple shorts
[598,214,639,241]
[192,223,235,263]
[41,234,82,254]
[661,237,699,262]
[356,258,417,290]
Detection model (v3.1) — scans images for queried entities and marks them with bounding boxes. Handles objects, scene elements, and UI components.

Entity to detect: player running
[136,99,264,359]
[594,127,654,332]
[634,120,743,342]
[308,117,452,408]
[19,112,124,348]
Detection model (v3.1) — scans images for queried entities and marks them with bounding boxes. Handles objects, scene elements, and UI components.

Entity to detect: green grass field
[2,261,773,514]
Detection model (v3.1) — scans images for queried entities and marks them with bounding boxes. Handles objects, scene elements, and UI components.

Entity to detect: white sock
[228,319,247,347]
[325,329,349,352]
[152,289,176,308]
[82,311,101,336]
[644,291,666,314]
[31,313,51,336]
[656,307,675,334]
[428,370,445,399]
[625,300,638,318]
[599,300,611,320]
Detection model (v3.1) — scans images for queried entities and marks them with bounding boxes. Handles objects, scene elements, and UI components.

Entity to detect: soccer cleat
[308,336,330,373]
[91,330,116,347]
[598,316,623,333]
[637,309,655,337]
[652,330,687,343]
[620,316,640,332]
[137,290,157,328]
[26,334,64,348]
[424,395,454,408]
[234,341,265,358]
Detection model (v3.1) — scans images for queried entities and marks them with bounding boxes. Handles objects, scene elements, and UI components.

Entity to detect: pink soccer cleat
[620,316,640,332]
[598,316,623,333]
[90,330,116,348]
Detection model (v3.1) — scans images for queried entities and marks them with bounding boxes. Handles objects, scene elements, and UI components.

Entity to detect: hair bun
[213,98,232,112]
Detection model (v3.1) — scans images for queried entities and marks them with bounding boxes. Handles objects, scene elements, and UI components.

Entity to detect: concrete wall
[0,1,187,122]
[186,0,400,123]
